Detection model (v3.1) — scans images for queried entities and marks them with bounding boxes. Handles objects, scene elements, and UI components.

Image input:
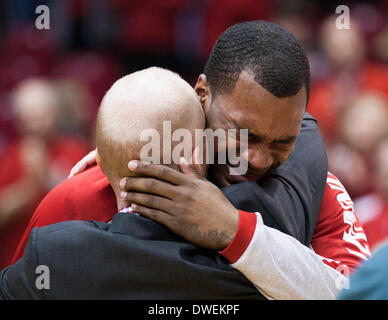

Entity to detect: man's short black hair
[203,20,310,103]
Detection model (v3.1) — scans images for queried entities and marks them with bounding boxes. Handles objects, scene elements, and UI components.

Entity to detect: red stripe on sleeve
[219,210,257,264]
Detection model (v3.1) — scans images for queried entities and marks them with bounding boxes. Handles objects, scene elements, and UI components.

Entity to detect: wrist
[219,210,257,264]
[218,209,239,250]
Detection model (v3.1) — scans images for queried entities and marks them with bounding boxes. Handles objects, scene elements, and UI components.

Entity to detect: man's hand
[67,150,97,178]
[119,159,239,251]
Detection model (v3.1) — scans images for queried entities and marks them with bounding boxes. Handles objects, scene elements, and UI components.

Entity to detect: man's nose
[242,146,274,170]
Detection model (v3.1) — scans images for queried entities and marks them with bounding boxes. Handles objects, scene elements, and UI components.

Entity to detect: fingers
[68,150,97,178]
[120,177,175,199]
[121,191,173,213]
[84,150,97,165]
[131,204,172,226]
[128,161,187,185]
[68,161,85,178]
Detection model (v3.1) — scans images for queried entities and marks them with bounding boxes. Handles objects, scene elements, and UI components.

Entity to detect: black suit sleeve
[222,113,327,246]
[0,229,43,300]
[1,216,264,300]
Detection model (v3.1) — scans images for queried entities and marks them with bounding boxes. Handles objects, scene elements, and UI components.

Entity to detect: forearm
[221,211,346,300]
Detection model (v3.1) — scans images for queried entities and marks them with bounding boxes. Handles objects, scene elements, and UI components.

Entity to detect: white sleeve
[231,212,347,300]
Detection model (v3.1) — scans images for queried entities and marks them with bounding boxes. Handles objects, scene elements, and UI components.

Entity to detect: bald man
[95,67,206,209]
[0,68,261,299]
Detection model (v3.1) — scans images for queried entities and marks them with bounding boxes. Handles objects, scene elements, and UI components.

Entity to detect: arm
[120,165,370,299]
[219,173,370,300]
[221,210,346,299]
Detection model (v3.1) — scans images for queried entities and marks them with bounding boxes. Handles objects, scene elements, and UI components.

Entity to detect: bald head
[96,67,205,194]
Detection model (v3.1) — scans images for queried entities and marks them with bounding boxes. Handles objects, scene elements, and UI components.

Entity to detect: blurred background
[0,0,388,268]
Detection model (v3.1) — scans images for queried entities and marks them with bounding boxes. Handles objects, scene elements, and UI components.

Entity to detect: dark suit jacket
[0,113,327,299]
[0,213,262,300]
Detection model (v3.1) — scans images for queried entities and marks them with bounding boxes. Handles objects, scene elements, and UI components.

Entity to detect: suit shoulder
[32,220,105,247]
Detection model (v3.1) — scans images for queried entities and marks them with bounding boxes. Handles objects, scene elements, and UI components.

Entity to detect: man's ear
[194,74,212,115]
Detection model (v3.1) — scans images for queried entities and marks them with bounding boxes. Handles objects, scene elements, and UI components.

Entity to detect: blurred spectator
[354,137,388,251]
[328,143,372,199]
[55,79,94,138]
[51,52,120,115]
[273,0,316,49]
[0,78,89,269]
[340,92,388,156]
[328,91,388,198]
[308,16,388,144]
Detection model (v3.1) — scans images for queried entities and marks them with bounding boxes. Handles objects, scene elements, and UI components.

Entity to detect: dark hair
[203,20,310,103]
